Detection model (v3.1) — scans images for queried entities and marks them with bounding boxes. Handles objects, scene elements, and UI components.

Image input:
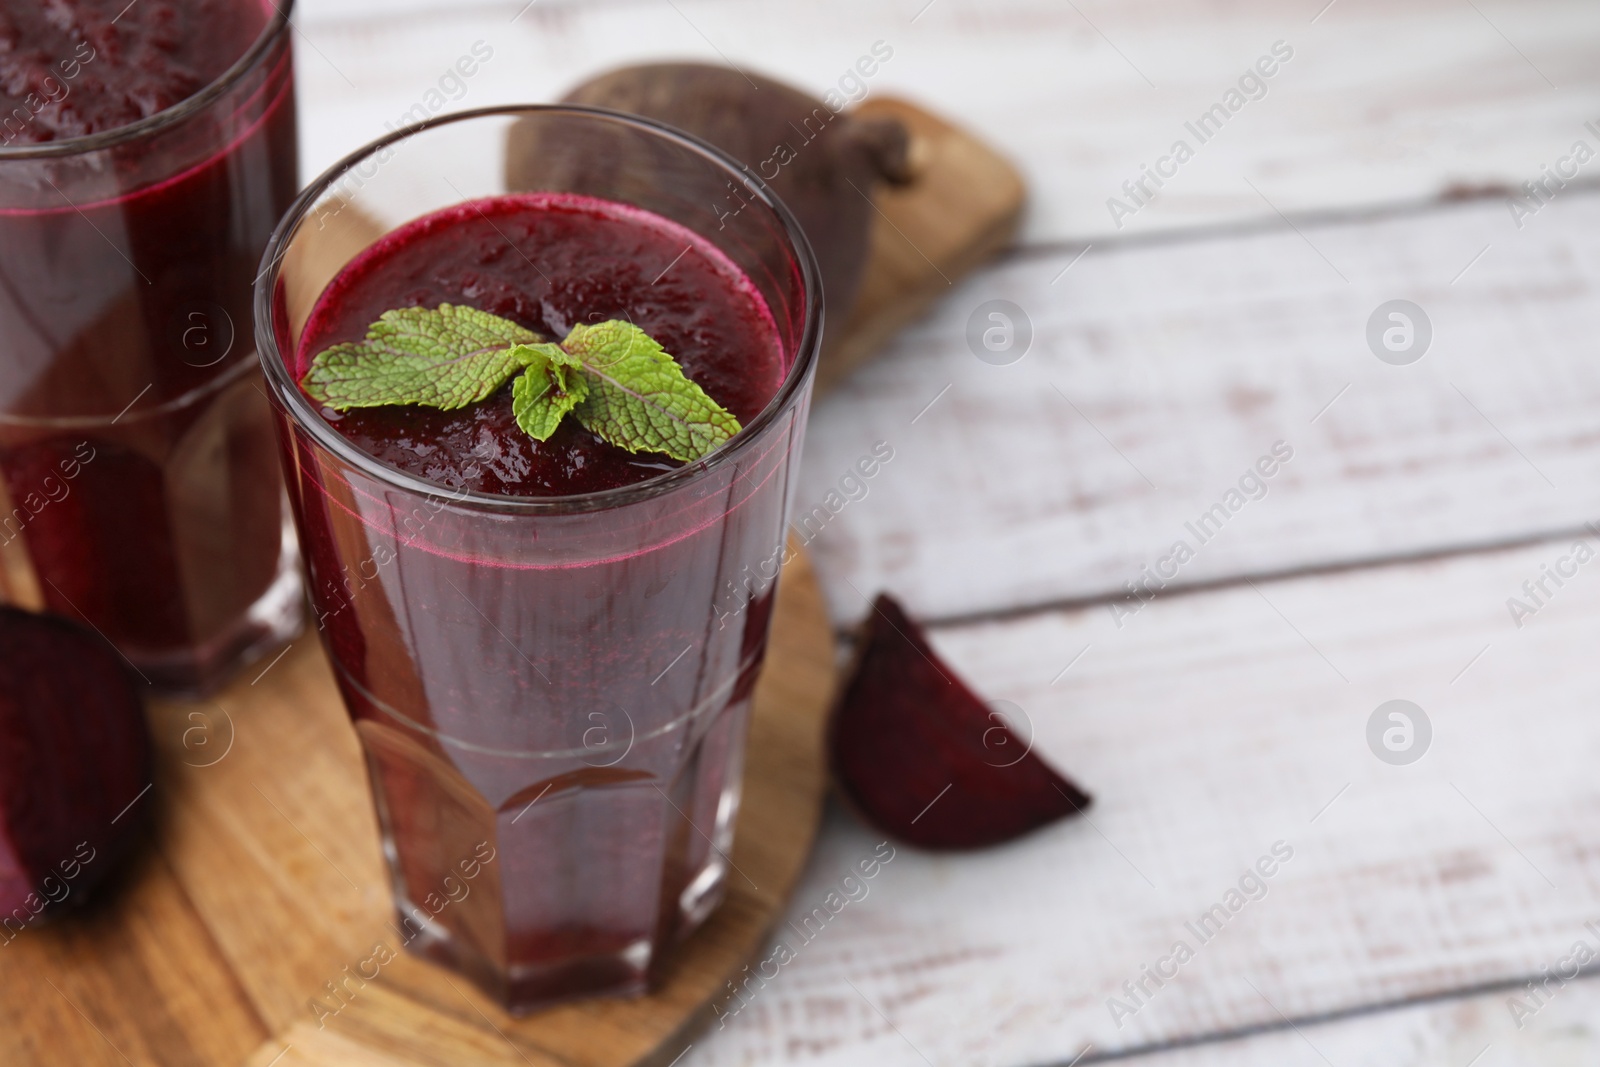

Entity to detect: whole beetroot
[507,63,914,322]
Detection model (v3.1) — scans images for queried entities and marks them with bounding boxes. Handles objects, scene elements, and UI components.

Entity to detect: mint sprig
[510,345,587,441]
[302,305,540,411]
[563,320,743,464]
[302,305,741,463]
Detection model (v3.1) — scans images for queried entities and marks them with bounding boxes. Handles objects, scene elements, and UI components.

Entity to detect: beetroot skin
[0,608,151,932]
[829,595,1091,850]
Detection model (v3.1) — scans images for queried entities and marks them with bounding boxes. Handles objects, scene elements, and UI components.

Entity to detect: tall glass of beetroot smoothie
[0,1,302,694]
[257,108,821,1012]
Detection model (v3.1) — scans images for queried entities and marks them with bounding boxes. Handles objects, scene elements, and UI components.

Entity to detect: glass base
[372,789,736,1019]
[345,663,756,1017]
[397,862,728,1016]
[132,519,305,697]
[402,901,651,1013]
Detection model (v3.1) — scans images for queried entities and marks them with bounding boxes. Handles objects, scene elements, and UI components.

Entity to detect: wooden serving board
[0,548,831,1067]
[818,97,1025,393]
[0,97,1022,1067]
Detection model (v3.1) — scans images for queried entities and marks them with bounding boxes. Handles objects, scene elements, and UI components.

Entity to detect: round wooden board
[0,545,834,1067]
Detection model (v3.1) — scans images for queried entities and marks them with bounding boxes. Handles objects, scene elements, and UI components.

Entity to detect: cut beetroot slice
[0,607,152,930]
[829,595,1091,850]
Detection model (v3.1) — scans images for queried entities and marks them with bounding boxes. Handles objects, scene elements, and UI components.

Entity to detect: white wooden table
[294,1,1600,1062]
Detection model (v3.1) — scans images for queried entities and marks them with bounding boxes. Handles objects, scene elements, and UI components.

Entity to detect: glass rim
[255,104,824,517]
[0,0,295,161]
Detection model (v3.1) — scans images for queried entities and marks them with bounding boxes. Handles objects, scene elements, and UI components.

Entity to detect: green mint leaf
[300,306,743,464]
[511,345,589,441]
[302,304,540,411]
[564,320,742,463]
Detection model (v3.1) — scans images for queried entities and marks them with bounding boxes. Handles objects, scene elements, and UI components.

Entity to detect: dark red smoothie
[0,0,300,692]
[298,193,785,494]
[286,192,796,1009]
[0,1,267,144]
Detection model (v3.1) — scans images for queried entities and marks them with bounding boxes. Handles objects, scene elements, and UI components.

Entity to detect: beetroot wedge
[830,594,1091,850]
[0,607,152,933]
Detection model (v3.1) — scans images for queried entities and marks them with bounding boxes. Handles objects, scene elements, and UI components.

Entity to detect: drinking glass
[256,107,821,1012]
[0,0,303,694]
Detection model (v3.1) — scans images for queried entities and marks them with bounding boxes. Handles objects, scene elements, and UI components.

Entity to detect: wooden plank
[248,982,569,1067]
[796,188,1600,625]
[292,0,1600,243]
[0,844,269,1067]
[671,538,1600,1064]
[148,639,394,1032]
[1031,979,1600,1066]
